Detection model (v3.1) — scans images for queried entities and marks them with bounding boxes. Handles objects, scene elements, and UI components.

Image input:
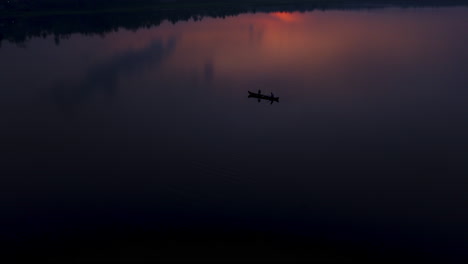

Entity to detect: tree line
[0,0,466,46]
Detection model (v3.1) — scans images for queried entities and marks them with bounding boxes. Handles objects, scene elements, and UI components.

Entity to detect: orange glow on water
[90,8,468,97]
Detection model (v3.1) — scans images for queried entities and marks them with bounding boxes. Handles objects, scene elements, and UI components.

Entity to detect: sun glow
[270,12,300,23]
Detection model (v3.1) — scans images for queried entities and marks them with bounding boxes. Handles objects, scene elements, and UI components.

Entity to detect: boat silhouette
[248,90,279,104]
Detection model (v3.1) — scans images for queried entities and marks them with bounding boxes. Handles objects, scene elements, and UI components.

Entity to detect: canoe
[248,91,279,103]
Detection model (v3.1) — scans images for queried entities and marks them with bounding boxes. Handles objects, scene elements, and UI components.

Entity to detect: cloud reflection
[51,37,177,109]
[204,59,214,83]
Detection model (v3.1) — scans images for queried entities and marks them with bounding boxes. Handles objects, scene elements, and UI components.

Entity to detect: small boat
[248,90,279,104]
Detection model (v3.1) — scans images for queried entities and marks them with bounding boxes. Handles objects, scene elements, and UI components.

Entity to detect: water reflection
[52,37,177,109]
[1,5,468,262]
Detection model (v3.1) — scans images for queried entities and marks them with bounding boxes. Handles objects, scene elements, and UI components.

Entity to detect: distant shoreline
[1,0,467,17]
[1,0,467,45]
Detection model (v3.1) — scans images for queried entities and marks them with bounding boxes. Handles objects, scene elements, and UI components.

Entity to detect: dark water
[1,7,468,262]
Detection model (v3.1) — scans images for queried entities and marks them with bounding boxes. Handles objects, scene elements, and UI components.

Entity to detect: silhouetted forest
[0,0,466,45]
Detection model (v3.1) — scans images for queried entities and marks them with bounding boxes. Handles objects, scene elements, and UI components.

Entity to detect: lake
[1,5,467,262]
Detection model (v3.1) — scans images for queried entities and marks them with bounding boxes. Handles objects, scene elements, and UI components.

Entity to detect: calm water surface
[1,7,468,260]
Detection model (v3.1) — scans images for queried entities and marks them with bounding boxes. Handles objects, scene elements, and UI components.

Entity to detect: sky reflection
[0,6,467,261]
